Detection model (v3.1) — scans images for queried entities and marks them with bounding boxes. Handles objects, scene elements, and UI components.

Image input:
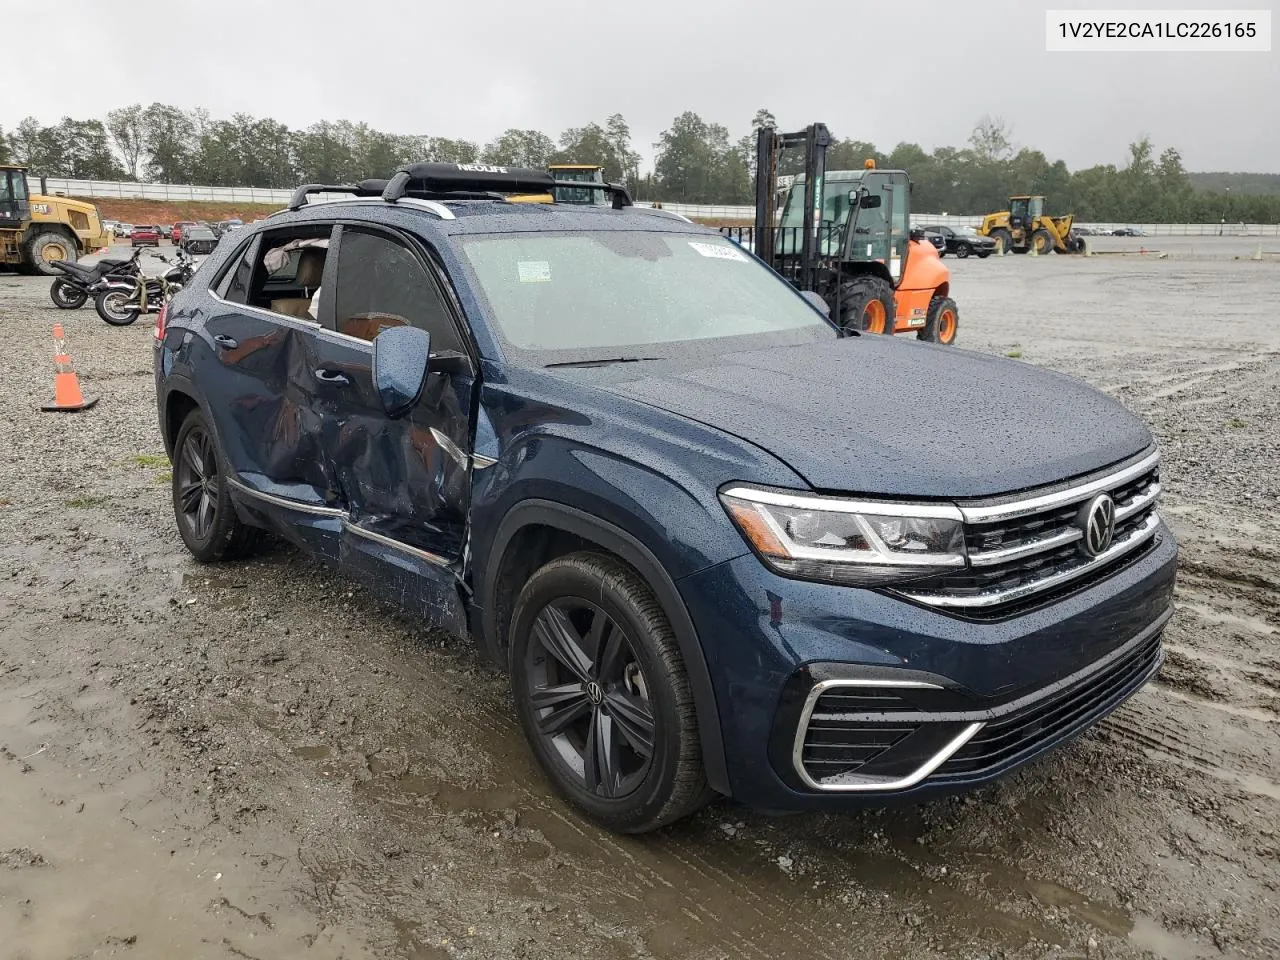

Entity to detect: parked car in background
[214,219,244,237]
[114,222,134,239]
[157,224,173,239]
[179,226,217,255]
[922,225,996,259]
[171,221,198,245]
[130,224,160,247]
[152,165,1177,833]
[1113,227,1145,237]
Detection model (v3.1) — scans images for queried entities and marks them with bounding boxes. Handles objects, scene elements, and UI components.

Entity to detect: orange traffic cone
[41,323,98,412]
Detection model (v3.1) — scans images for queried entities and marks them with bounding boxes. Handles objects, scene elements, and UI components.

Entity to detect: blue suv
[154,163,1177,833]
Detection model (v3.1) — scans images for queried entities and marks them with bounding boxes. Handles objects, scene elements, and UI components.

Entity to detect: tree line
[1,106,1276,224]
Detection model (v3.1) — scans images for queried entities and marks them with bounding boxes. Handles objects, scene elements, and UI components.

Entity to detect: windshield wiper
[544,356,663,368]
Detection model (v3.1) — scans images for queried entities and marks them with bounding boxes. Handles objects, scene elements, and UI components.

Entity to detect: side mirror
[859,193,882,209]
[800,290,830,316]
[372,326,431,419]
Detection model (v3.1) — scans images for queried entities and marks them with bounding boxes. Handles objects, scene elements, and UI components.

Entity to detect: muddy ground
[0,240,1277,960]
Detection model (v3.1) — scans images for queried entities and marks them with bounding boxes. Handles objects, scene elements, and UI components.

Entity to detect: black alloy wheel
[175,423,219,544]
[524,598,656,799]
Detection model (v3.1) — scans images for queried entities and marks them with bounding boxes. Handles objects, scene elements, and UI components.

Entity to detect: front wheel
[1031,229,1056,255]
[94,288,141,326]
[918,296,959,345]
[989,228,1013,255]
[50,279,88,309]
[24,231,78,276]
[510,552,712,833]
[835,276,896,335]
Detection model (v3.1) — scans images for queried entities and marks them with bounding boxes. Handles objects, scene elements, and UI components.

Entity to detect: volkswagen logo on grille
[586,681,605,705]
[1078,493,1117,557]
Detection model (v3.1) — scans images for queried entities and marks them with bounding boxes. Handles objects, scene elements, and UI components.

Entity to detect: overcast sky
[6,0,1277,173]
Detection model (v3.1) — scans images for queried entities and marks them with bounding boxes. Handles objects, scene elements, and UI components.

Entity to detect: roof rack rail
[287,179,388,211]
[382,162,634,209]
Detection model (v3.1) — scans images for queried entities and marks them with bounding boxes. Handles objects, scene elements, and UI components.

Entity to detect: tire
[94,287,141,326]
[171,409,263,562]
[976,250,992,259]
[509,551,712,833]
[955,243,971,259]
[834,275,896,335]
[1031,229,1055,255]
[989,228,1013,255]
[50,279,88,309]
[24,231,78,277]
[918,296,959,345]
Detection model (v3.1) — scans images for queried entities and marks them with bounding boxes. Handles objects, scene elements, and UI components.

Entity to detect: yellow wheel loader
[978,195,1087,255]
[0,165,112,275]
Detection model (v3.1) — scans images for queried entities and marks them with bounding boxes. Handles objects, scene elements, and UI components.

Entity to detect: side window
[217,239,257,304]
[215,226,333,319]
[332,228,462,352]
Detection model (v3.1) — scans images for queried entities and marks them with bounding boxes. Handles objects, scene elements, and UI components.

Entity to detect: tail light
[154,302,168,343]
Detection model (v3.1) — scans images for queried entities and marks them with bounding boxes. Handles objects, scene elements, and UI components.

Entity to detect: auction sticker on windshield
[517,261,552,283]
[688,241,748,262]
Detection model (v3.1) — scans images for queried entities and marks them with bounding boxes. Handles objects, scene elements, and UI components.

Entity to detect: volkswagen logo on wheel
[585,681,605,705]
[1078,493,1116,557]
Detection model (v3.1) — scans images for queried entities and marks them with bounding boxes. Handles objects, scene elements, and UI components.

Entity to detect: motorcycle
[48,250,143,310]
[94,249,197,327]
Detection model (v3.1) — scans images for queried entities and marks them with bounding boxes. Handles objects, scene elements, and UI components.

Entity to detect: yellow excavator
[0,165,112,274]
[978,195,1087,255]
[509,164,608,205]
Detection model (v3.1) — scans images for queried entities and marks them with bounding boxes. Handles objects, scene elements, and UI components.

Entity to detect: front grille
[936,631,1163,778]
[898,453,1162,617]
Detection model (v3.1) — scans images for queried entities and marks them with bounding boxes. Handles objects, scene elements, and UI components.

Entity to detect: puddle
[292,745,332,760]
[1129,914,1212,960]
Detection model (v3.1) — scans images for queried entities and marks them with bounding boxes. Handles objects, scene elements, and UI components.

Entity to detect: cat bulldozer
[725,123,957,344]
[978,195,1087,255]
[0,165,112,275]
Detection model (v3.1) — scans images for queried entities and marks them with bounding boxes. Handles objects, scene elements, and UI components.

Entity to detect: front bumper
[676,522,1177,810]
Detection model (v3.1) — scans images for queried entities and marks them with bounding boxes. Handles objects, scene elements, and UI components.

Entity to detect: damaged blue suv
[154,164,1177,833]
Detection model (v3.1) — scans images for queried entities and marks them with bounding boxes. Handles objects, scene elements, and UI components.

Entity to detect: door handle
[314,368,350,386]
[212,334,238,349]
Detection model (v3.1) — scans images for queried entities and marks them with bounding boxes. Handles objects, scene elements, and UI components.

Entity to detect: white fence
[31,175,1280,236]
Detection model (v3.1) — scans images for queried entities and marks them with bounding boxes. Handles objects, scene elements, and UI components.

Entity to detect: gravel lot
[1,240,1277,960]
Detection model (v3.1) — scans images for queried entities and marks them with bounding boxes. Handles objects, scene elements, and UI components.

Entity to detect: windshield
[955,226,978,236]
[459,231,832,363]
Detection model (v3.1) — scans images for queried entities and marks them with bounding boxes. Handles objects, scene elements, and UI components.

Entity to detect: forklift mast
[754,123,831,292]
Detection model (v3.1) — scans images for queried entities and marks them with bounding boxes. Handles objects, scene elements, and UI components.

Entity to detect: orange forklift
[740,123,957,344]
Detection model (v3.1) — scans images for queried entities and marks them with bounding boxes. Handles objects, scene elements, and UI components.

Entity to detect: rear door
[309,224,478,634]
[198,224,343,558]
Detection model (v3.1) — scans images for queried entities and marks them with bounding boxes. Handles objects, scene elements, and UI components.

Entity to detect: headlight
[719,485,966,586]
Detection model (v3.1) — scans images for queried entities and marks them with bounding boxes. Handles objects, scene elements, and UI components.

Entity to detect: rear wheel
[24,231,78,276]
[835,276,896,335]
[94,288,141,326]
[171,409,263,562]
[1031,229,1055,255]
[510,552,711,833]
[955,242,971,259]
[989,228,1013,255]
[919,296,959,345]
[50,279,87,309]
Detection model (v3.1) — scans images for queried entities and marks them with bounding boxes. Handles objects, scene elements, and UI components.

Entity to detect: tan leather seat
[270,248,325,318]
[340,311,409,341]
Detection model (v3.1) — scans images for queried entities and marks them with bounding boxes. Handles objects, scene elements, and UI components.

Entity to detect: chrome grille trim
[900,512,1160,610]
[957,449,1160,524]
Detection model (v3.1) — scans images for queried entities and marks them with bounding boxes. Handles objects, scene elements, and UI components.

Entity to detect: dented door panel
[308,328,474,628]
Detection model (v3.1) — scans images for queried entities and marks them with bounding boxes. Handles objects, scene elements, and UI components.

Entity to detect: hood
[586,338,1153,498]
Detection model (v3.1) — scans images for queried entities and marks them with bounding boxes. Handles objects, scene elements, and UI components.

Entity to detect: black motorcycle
[94,250,197,327]
[48,250,143,310]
